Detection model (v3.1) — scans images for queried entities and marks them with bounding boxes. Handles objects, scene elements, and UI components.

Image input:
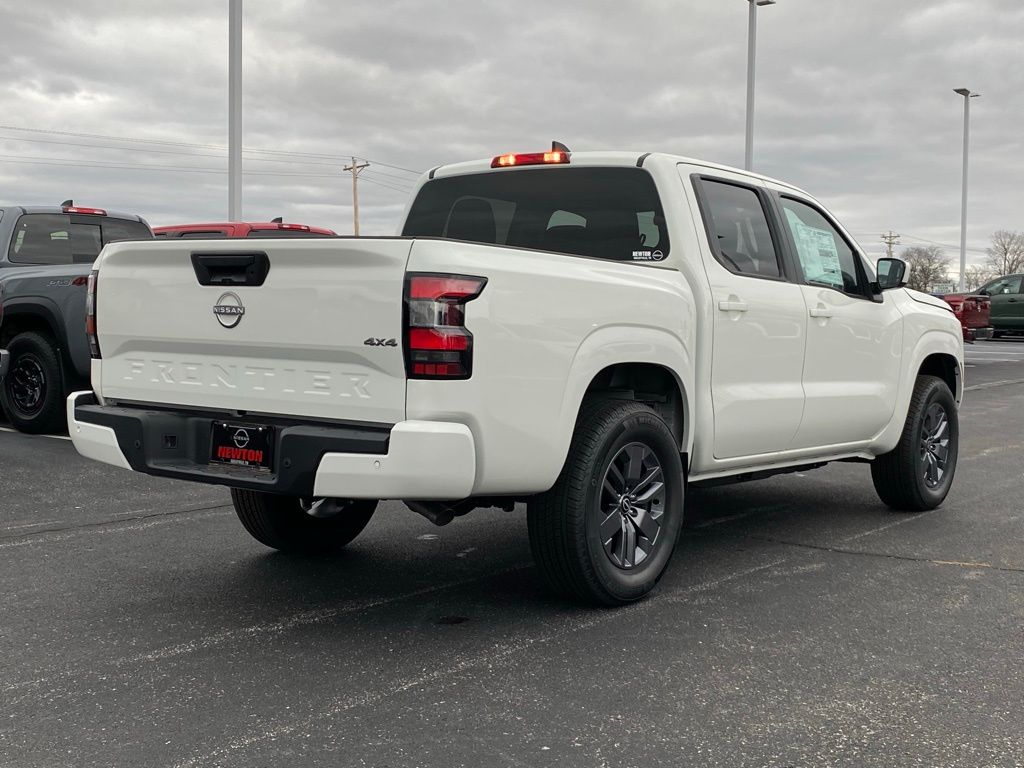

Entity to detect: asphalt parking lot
[2,339,1023,768]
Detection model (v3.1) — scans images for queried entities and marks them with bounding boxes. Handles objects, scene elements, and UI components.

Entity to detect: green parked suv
[978,274,1024,337]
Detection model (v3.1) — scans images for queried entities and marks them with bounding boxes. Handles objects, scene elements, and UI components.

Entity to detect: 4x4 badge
[364,337,398,347]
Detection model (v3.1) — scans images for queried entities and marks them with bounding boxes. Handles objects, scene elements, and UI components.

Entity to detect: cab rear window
[8,214,100,264]
[402,167,669,262]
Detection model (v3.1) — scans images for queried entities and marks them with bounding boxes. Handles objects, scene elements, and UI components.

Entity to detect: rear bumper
[0,349,8,380]
[964,326,993,343]
[67,391,477,499]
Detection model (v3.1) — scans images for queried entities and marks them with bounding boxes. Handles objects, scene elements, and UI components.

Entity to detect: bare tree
[901,246,950,293]
[985,230,1024,276]
[963,264,995,292]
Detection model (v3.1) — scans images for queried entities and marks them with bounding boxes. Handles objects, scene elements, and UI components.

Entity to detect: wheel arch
[917,352,960,402]
[557,325,695,472]
[871,329,963,456]
[0,299,77,385]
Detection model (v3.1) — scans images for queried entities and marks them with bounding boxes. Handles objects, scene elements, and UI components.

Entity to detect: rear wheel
[871,375,958,511]
[0,331,67,434]
[231,489,378,553]
[527,399,685,605]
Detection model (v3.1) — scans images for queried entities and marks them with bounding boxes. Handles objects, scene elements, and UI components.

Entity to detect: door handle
[1009,298,1018,303]
[809,307,834,318]
[718,300,749,312]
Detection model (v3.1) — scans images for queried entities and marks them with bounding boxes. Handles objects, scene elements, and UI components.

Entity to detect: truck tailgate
[94,238,412,424]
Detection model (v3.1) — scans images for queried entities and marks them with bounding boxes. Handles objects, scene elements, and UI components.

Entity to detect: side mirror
[876,258,909,290]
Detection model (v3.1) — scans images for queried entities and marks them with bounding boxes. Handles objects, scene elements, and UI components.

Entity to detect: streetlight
[954,88,979,292]
[228,0,242,221]
[744,0,776,171]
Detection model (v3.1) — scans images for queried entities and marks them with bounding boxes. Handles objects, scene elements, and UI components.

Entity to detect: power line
[0,154,357,179]
[0,124,424,173]
[359,176,416,194]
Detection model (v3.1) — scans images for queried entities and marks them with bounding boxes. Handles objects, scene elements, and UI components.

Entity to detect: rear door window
[403,167,669,262]
[695,179,782,278]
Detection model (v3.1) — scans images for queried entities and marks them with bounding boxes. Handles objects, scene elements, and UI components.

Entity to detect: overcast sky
[1,0,1021,271]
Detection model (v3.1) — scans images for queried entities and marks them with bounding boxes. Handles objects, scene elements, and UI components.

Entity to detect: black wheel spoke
[618,522,637,568]
[624,445,646,483]
[633,509,661,542]
[633,479,664,505]
[599,510,624,544]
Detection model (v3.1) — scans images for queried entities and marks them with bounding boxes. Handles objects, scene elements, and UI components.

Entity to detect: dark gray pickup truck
[0,203,151,433]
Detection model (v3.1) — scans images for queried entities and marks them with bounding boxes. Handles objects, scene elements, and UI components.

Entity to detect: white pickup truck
[69,148,963,604]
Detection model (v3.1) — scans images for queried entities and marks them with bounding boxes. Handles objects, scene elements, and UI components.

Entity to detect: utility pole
[881,231,901,259]
[343,156,370,236]
[228,0,242,221]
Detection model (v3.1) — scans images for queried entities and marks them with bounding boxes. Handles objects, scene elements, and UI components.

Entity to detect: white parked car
[68,148,964,604]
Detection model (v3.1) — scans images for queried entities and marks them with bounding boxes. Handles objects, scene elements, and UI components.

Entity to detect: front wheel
[871,375,959,511]
[527,400,685,605]
[231,490,378,553]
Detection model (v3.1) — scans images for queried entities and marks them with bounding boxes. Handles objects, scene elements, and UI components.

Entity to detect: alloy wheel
[9,354,46,416]
[598,442,665,569]
[920,402,950,489]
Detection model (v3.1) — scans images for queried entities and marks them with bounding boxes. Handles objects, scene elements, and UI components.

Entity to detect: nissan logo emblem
[232,428,250,448]
[213,292,245,328]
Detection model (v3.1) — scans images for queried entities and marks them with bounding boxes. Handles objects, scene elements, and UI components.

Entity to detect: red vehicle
[153,218,336,239]
[940,292,993,343]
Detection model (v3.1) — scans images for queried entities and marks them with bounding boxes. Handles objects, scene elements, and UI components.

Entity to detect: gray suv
[0,203,151,433]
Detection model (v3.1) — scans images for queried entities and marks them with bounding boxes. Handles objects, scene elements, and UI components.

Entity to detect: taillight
[86,269,100,358]
[403,273,486,379]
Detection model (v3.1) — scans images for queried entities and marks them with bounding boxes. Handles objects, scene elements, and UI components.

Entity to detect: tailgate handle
[191,252,270,286]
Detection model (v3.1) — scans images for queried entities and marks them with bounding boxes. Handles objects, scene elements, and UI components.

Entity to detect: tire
[527,399,685,606]
[992,331,1004,339]
[231,489,378,554]
[0,331,67,434]
[871,375,959,511]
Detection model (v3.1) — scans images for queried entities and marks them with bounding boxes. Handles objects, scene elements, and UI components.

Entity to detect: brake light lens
[404,273,486,379]
[86,269,101,358]
[64,206,107,216]
[276,223,310,231]
[491,151,570,168]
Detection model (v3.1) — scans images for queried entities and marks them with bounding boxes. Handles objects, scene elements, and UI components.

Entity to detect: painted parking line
[0,426,72,441]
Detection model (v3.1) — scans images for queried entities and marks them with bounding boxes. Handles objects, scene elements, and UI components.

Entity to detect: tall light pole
[228,0,242,221]
[744,0,775,171]
[954,88,979,292]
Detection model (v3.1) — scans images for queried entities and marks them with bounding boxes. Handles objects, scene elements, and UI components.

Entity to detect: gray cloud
[0,0,1021,271]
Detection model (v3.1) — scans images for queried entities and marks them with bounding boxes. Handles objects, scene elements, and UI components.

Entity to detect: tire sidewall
[581,410,684,602]
[1,332,65,432]
[909,379,959,506]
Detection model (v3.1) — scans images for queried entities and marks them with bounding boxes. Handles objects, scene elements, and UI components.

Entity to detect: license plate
[210,422,274,471]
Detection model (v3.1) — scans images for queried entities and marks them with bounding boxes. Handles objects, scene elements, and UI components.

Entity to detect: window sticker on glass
[784,208,842,288]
